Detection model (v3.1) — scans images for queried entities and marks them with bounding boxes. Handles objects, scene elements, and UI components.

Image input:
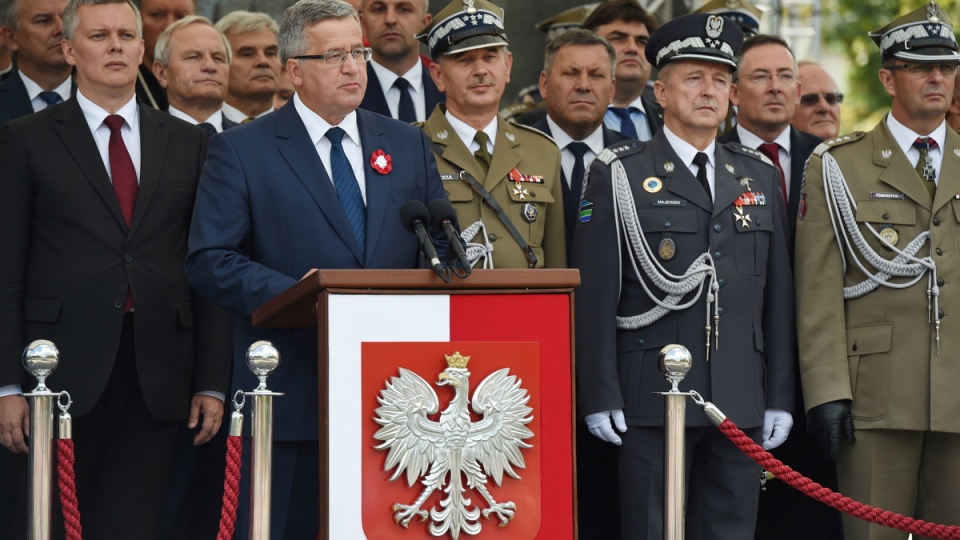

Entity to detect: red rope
[218,435,243,540]
[716,418,960,539]
[57,439,83,540]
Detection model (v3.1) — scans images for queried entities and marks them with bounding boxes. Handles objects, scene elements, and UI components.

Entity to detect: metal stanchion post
[657,344,693,540]
[245,341,282,540]
[22,340,60,540]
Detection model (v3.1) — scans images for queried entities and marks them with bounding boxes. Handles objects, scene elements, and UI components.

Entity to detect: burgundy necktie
[104,114,138,311]
[104,115,139,226]
[757,142,788,204]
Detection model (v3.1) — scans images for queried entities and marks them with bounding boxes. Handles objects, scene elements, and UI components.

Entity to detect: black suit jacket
[358,60,444,120]
[136,64,168,110]
[718,126,822,241]
[0,71,77,126]
[0,97,231,419]
[531,117,630,253]
[519,96,664,140]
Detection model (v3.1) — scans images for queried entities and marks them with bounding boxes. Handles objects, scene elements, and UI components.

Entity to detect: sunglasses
[799,92,844,107]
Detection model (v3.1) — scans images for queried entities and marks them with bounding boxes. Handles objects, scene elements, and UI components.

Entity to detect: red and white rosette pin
[370,149,392,174]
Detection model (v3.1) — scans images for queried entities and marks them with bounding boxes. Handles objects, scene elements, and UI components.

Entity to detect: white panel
[327,294,450,539]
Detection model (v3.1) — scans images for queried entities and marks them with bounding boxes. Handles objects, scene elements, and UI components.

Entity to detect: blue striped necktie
[327,127,366,254]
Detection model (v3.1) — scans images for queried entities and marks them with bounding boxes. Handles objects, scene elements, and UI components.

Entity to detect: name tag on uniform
[441,174,456,181]
[870,192,904,200]
[652,198,686,207]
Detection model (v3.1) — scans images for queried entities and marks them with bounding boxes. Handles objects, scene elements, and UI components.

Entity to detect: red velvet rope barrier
[218,435,243,540]
[57,439,83,540]
[716,418,960,539]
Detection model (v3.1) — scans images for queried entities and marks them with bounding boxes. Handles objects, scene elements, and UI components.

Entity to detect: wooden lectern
[253,269,579,539]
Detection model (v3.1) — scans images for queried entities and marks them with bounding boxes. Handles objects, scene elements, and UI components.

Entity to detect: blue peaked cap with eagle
[416,0,508,59]
[645,12,744,70]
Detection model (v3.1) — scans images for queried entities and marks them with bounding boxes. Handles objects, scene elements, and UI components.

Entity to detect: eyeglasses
[799,92,844,107]
[292,47,372,66]
[886,62,960,76]
[741,71,797,86]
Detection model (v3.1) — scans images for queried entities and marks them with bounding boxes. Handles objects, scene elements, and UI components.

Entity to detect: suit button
[636,338,644,346]
[718,279,725,288]
[936,248,943,256]
[489,234,498,242]
[664,220,672,228]
[714,251,723,260]
[934,217,942,226]
[938,278,945,286]
[124,254,133,263]
[114,300,123,309]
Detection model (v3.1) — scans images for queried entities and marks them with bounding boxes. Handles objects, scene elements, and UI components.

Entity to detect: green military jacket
[420,105,566,268]
[796,118,960,432]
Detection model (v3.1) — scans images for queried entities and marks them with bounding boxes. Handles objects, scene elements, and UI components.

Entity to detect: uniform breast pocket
[733,206,773,275]
[444,180,475,203]
[855,200,917,254]
[638,207,698,272]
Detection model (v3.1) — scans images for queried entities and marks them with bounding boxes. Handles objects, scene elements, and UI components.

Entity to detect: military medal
[643,177,663,193]
[658,238,676,260]
[512,184,529,199]
[733,205,752,228]
[522,203,538,222]
[734,191,766,206]
[879,226,899,246]
[509,168,544,184]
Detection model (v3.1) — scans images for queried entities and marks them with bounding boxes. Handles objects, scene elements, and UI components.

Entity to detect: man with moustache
[582,0,662,141]
[572,13,795,539]
[136,0,195,110]
[792,59,843,140]
[0,0,231,537]
[0,0,73,124]
[153,15,236,132]
[796,4,960,539]
[358,0,443,122]
[216,10,280,123]
[417,0,566,269]
[185,1,447,536]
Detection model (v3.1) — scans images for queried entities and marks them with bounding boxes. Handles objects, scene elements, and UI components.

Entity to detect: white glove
[761,408,794,450]
[585,409,627,445]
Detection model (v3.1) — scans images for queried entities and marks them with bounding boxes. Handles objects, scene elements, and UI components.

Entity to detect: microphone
[400,200,444,279]
[428,199,471,275]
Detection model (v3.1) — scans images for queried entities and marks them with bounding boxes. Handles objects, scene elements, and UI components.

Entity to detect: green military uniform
[421,105,566,268]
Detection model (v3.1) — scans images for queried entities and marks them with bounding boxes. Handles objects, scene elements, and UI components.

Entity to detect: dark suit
[185,102,447,539]
[519,96,664,141]
[572,132,795,538]
[0,97,231,538]
[137,64,168,110]
[0,71,76,126]
[359,60,444,121]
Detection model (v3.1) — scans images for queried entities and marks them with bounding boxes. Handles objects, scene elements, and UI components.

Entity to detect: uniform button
[637,338,645,346]
[852,342,858,352]
[717,278,726,288]
[530,191,536,197]
[934,217,942,226]
[718,307,725,316]
[114,300,123,309]
[489,234,498,242]
[882,212,890,220]
[714,223,723,232]
[938,278,945,286]
[936,248,943,256]
[714,251,723,260]
[124,254,133,263]
[939,310,945,319]
[664,220,672,228]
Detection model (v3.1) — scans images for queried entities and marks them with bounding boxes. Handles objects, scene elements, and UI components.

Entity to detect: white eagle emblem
[706,15,724,38]
[373,352,534,539]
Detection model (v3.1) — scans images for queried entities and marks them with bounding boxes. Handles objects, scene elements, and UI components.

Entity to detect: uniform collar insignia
[505,131,516,142]
[663,161,675,173]
[437,130,449,140]
[725,164,735,174]
[954,148,960,158]
[881,149,892,159]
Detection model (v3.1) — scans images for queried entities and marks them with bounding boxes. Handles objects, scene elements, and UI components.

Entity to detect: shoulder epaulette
[506,120,554,142]
[725,142,773,166]
[812,131,866,157]
[596,141,643,164]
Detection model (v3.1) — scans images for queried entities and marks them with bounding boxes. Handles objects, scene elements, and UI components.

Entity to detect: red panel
[361,341,543,539]
[451,294,574,540]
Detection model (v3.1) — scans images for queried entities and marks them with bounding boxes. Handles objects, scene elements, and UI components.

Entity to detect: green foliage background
[824,0,960,131]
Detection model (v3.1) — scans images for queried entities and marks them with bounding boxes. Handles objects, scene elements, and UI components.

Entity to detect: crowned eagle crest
[372,352,534,539]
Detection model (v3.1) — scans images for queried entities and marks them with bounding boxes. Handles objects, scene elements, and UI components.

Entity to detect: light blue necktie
[327,127,366,254]
[610,107,638,139]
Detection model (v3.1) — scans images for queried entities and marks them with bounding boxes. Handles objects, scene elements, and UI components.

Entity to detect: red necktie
[104,114,138,311]
[757,142,788,205]
[104,115,139,226]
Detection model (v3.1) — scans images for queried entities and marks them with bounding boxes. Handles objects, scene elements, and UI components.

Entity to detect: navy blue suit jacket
[0,71,75,126]
[358,60,444,120]
[531,117,630,253]
[185,102,447,440]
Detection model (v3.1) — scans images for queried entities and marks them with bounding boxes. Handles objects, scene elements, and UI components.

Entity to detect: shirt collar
[610,95,647,115]
[736,124,792,155]
[445,108,497,152]
[19,71,71,103]
[294,92,360,147]
[76,90,138,134]
[546,116,605,155]
[167,105,224,132]
[886,112,947,154]
[663,125,715,169]
[370,59,423,95]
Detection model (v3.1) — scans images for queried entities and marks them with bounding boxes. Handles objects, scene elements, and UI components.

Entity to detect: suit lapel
[129,105,165,235]
[652,133,711,211]
[53,99,129,230]
[357,109,390,266]
[873,123,932,211]
[275,104,364,263]
[359,63,389,116]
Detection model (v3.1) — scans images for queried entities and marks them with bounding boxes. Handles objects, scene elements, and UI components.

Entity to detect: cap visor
[442,35,509,56]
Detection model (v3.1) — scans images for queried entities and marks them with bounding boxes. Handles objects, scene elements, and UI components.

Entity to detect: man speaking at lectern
[184,0,447,537]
